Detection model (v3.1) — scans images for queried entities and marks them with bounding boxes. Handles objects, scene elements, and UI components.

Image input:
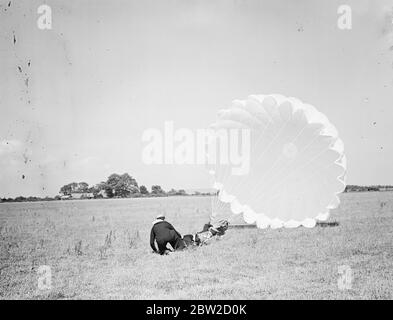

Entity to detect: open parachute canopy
[207,94,347,229]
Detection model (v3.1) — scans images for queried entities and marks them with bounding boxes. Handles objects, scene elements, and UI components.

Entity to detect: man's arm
[167,223,182,238]
[174,230,181,238]
[150,228,157,252]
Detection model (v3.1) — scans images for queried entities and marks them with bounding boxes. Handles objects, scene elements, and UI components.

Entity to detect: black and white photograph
[1,0,393,304]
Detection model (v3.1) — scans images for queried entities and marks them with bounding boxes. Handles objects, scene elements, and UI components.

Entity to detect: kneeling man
[150,214,185,255]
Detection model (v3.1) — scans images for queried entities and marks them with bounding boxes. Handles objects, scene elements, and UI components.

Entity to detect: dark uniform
[150,220,185,254]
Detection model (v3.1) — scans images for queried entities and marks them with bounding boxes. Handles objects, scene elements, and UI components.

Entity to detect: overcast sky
[1,0,393,197]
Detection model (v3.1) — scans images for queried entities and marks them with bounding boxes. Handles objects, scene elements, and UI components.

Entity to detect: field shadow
[228,224,257,229]
[316,221,340,227]
[228,221,340,229]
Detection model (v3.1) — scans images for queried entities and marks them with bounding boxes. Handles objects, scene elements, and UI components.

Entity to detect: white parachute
[207,94,347,229]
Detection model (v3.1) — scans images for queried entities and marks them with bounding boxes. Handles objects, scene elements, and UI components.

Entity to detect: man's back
[150,219,184,254]
[151,220,178,242]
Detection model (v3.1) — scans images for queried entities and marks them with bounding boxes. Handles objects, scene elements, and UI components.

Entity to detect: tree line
[2,181,393,203]
[58,173,179,198]
[0,173,202,203]
[344,185,393,192]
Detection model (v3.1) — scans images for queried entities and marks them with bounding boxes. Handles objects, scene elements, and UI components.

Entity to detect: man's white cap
[156,214,165,220]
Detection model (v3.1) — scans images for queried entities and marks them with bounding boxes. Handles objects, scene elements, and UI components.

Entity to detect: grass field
[0,192,392,299]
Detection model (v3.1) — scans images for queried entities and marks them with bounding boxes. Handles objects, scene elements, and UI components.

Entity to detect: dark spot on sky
[8,1,11,7]
[28,60,31,67]
[13,33,16,45]
[373,122,376,125]
[22,175,25,179]
[18,66,22,72]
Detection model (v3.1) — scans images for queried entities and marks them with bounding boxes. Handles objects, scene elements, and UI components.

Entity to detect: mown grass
[0,192,392,299]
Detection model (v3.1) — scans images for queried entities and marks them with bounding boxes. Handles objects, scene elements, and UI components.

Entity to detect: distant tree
[87,186,96,194]
[105,173,139,198]
[139,185,148,194]
[116,173,139,197]
[151,185,165,195]
[60,182,82,195]
[94,181,106,191]
[60,184,72,195]
[95,181,113,198]
[70,182,78,192]
[107,173,121,190]
[78,182,89,192]
[167,188,177,196]
[167,188,187,196]
[105,186,114,198]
